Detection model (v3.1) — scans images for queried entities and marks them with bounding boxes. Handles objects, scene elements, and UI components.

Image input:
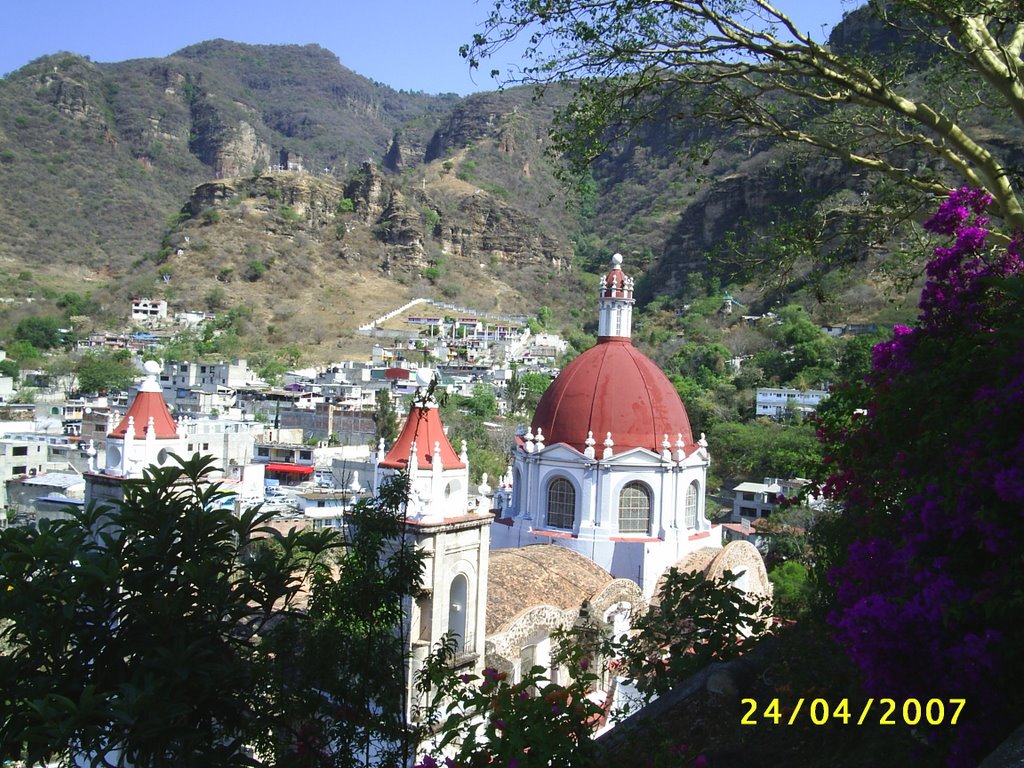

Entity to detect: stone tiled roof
[486,544,613,635]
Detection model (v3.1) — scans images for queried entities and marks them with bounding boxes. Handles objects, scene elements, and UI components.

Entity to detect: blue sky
[2,1,859,95]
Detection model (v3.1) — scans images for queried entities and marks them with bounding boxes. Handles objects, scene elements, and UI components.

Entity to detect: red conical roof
[531,338,693,455]
[109,390,179,440]
[380,405,465,470]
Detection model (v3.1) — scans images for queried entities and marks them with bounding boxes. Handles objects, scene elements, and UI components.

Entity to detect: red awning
[264,463,314,475]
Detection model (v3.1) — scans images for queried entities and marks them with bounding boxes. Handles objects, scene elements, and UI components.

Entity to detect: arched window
[448,574,468,653]
[618,481,651,534]
[546,478,576,530]
[685,481,700,529]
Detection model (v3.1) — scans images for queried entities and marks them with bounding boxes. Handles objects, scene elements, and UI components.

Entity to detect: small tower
[85,360,189,507]
[597,252,635,340]
[373,369,491,721]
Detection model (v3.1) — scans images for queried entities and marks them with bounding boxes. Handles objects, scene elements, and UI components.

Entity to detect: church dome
[531,339,693,454]
[530,254,694,455]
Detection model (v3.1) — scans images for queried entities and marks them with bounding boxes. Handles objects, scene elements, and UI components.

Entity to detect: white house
[755,386,829,419]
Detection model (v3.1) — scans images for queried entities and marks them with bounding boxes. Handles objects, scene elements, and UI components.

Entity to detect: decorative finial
[675,433,686,462]
[524,428,535,454]
[612,252,623,267]
[140,360,163,393]
[661,434,672,462]
[534,427,545,450]
[584,430,596,460]
[602,432,614,460]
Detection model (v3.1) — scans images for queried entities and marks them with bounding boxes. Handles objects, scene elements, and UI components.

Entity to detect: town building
[731,477,813,521]
[0,437,48,512]
[130,298,168,323]
[754,386,829,420]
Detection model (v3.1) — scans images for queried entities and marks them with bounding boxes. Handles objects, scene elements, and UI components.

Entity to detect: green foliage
[422,207,441,234]
[56,292,98,319]
[0,455,342,767]
[335,197,355,213]
[768,561,815,619]
[75,350,138,394]
[278,205,302,224]
[201,207,221,225]
[374,387,400,446]
[456,383,498,420]
[3,341,41,368]
[417,635,603,768]
[707,420,821,481]
[0,359,18,378]
[247,259,269,281]
[13,315,65,349]
[605,568,770,699]
[257,359,288,386]
[507,367,551,416]
[262,473,423,767]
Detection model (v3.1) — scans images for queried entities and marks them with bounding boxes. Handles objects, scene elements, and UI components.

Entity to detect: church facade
[490,254,722,598]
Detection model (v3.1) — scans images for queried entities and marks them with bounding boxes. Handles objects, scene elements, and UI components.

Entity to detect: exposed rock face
[189,171,343,232]
[186,84,270,179]
[441,193,569,269]
[213,120,269,178]
[47,76,92,120]
[379,189,424,254]
[344,162,388,223]
[425,94,508,163]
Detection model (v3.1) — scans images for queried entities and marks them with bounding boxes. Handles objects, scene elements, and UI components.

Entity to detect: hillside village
[3,1,1023,764]
[0,272,842,539]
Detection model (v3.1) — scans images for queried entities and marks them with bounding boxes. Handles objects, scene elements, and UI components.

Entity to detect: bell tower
[372,370,491,720]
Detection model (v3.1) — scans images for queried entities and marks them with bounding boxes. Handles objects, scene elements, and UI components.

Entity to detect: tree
[262,473,424,768]
[816,190,1024,763]
[374,387,400,446]
[0,455,341,767]
[768,560,814,619]
[465,1,1024,230]
[75,351,138,394]
[13,315,64,350]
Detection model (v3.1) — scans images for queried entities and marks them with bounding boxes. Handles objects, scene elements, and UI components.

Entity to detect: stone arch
[704,540,773,601]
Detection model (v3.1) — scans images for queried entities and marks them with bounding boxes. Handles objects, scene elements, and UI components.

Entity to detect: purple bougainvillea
[820,188,1024,766]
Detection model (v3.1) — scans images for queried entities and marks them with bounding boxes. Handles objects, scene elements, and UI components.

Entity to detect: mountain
[1,15,1011,357]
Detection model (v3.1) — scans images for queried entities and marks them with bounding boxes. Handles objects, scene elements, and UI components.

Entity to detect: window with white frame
[546,478,576,530]
[685,481,700,529]
[618,481,651,533]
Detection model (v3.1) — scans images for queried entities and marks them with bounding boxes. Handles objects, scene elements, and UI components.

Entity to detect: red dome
[380,405,465,470]
[109,390,179,440]
[531,339,693,454]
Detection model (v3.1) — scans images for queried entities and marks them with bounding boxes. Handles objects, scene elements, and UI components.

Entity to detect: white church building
[369,254,769,715]
[490,253,722,598]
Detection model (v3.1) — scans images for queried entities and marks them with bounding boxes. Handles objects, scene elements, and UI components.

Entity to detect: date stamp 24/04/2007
[741,698,966,727]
